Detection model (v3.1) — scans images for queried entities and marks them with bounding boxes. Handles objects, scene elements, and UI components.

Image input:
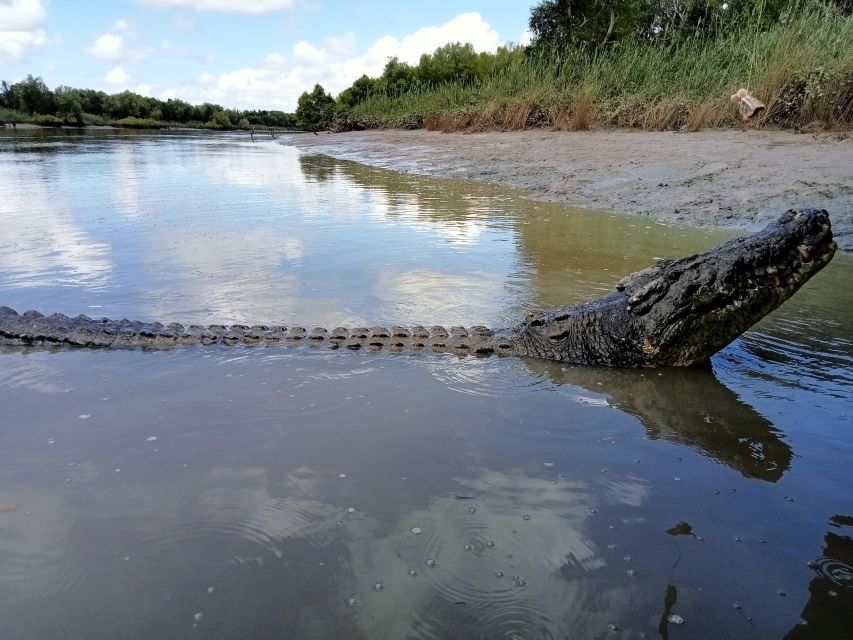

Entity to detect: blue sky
[1,0,534,110]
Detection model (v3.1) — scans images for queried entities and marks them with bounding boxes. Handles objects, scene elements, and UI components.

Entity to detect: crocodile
[0,208,836,367]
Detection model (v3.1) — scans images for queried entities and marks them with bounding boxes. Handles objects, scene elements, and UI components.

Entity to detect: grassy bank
[346,3,852,132]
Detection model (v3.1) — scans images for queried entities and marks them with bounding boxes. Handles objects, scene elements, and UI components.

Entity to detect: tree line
[295,42,525,130]
[296,0,852,130]
[0,75,296,129]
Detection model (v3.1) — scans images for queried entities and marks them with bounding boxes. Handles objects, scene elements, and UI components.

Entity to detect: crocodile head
[619,208,836,366]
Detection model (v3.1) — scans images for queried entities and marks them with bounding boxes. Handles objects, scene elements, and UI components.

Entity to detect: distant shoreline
[287,129,853,252]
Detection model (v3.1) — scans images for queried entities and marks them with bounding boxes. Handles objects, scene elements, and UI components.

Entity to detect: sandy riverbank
[286,129,853,251]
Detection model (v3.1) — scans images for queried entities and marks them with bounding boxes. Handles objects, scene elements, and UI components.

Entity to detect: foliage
[29,114,63,127]
[206,110,234,129]
[338,75,380,108]
[296,84,336,129]
[345,1,853,132]
[335,43,525,110]
[114,116,162,129]
[528,0,654,50]
[0,75,298,130]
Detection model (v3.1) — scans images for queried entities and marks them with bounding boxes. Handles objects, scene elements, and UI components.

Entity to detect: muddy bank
[286,129,853,251]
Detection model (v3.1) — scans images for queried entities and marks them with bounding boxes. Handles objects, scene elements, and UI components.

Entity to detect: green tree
[417,43,480,86]
[54,86,84,125]
[14,75,56,114]
[337,74,379,107]
[378,58,418,95]
[528,0,654,50]
[296,84,336,129]
[207,110,233,128]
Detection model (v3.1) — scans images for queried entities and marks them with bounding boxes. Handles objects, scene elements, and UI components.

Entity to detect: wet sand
[287,129,853,250]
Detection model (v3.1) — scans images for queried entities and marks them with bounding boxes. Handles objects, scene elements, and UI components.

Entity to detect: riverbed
[0,129,851,639]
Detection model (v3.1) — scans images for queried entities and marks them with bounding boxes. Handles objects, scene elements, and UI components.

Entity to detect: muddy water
[0,129,851,639]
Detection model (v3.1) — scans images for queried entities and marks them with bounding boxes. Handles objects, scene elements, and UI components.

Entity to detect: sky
[0,0,534,111]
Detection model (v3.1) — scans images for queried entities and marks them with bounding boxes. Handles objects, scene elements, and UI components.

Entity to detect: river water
[0,129,850,639]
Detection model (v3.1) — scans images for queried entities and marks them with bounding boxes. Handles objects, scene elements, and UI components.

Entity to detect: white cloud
[135,0,298,13]
[0,0,48,63]
[0,29,47,63]
[84,18,151,61]
[262,52,286,68]
[86,33,126,60]
[85,19,210,63]
[0,0,46,31]
[519,28,533,46]
[105,66,131,85]
[169,12,503,110]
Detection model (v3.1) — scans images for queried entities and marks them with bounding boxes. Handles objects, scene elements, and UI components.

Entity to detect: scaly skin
[0,209,836,367]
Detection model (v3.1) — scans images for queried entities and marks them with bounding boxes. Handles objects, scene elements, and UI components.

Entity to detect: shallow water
[0,129,851,639]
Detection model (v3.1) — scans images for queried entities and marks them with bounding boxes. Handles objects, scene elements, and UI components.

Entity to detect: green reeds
[347,2,852,132]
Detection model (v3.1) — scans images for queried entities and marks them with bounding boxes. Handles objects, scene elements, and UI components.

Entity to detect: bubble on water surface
[463,544,473,552]
[425,559,436,568]
[47,438,55,445]
[337,473,346,479]
[468,507,476,514]
[486,540,495,548]
[411,527,422,535]
[146,436,158,442]
[372,582,384,591]
[668,614,684,625]
[346,507,355,514]
[193,613,203,622]
[522,515,531,521]
[347,597,359,607]
[78,414,90,420]
[407,569,418,576]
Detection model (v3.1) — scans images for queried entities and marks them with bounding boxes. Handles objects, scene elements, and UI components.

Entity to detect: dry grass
[572,89,592,131]
[684,99,729,131]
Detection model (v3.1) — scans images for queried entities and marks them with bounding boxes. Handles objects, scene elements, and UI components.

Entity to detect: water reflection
[523,360,792,482]
[340,467,630,640]
[1,130,851,640]
[786,515,853,639]
[298,153,734,313]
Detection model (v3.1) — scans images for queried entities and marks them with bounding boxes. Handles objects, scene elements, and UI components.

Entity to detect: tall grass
[348,2,852,132]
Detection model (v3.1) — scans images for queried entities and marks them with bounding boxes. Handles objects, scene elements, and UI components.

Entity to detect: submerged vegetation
[305,0,853,132]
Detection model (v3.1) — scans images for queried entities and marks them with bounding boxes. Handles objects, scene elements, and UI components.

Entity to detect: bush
[30,114,63,127]
[114,116,162,129]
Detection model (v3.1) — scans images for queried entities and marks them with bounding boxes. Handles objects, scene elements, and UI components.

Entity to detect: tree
[14,75,56,114]
[377,58,418,95]
[296,84,336,129]
[417,43,480,86]
[207,110,233,128]
[337,74,379,108]
[528,0,654,50]
[54,86,84,125]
